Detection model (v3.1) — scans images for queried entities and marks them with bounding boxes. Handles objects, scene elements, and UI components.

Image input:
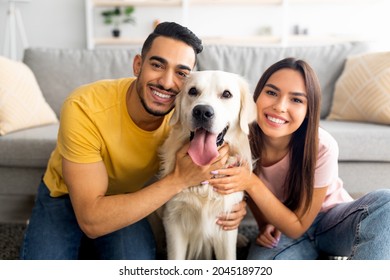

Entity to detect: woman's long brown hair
[250,58,322,214]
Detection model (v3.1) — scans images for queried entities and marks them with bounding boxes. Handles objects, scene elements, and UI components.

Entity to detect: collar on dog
[216,125,229,147]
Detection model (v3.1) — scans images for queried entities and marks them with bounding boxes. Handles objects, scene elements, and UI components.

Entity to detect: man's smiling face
[134,36,196,117]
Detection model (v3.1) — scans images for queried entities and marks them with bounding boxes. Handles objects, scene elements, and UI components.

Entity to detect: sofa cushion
[0,56,58,136]
[327,51,390,125]
[0,123,58,168]
[23,47,142,117]
[338,162,390,195]
[198,42,370,119]
[320,120,390,162]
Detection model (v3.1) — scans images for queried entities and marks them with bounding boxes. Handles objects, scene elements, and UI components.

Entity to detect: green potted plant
[101,6,135,38]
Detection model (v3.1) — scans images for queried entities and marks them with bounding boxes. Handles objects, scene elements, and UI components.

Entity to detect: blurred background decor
[2,0,30,60]
[101,5,135,38]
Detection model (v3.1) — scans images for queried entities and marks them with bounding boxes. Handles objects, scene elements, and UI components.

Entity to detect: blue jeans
[247,189,390,260]
[20,181,156,260]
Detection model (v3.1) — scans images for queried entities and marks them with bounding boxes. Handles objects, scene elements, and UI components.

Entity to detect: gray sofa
[1,41,389,225]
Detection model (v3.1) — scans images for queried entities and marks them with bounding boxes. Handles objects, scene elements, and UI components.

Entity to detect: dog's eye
[221,90,232,99]
[188,87,198,96]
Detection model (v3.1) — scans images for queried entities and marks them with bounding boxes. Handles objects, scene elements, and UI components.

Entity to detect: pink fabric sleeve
[316,128,353,211]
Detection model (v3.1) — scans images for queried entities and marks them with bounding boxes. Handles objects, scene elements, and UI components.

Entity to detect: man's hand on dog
[216,200,247,230]
[172,142,230,190]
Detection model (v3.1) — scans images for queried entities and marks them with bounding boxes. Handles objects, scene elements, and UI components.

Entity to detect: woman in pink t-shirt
[209,58,390,259]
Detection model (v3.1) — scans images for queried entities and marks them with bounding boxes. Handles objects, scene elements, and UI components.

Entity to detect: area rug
[0,223,26,260]
[0,223,258,260]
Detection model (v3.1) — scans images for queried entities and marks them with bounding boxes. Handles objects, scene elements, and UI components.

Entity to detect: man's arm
[63,143,230,239]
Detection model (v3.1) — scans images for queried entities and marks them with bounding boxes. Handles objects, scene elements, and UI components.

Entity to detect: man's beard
[139,94,174,117]
[135,76,176,117]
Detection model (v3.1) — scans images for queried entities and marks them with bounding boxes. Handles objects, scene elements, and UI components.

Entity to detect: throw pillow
[0,56,58,135]
[327,51,390,125]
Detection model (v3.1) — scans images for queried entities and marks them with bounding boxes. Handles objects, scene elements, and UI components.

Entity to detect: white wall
[1,0,390,60]
[0,0,85,60]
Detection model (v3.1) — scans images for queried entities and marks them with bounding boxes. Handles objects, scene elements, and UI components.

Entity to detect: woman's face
[256,68,308,142]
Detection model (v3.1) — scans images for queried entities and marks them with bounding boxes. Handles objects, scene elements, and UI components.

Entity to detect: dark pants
[20,181,156,260]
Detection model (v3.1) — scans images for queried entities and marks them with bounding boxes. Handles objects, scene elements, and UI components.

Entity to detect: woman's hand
[217,200,247,231]
[207,162,254,194]
[256,224,281,249]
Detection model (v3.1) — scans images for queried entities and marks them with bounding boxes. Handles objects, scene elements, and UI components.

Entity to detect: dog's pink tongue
[188,129,218,166]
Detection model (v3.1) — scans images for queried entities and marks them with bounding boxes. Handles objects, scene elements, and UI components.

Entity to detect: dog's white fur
[159,70,256,260]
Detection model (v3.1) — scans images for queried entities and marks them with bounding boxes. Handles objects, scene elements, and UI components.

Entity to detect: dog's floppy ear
[238,77,257,135]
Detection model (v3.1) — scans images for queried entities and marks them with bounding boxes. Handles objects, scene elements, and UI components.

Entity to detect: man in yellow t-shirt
[20,22,246,260]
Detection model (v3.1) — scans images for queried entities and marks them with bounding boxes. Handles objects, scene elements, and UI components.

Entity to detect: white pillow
[327,51,390,125]
[0,56,58,135]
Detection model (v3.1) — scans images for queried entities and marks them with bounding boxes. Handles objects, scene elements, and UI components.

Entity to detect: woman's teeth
[267,115,286,124]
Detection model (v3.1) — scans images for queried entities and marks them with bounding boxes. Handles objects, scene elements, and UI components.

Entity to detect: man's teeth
[267,115,286,124]
[153,90,171,99]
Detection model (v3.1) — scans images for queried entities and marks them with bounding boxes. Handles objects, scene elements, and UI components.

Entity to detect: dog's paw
[236,233,249,248]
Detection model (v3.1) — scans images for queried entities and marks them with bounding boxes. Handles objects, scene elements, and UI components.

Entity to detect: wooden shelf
[290,0,382,3]
[91,0,381,7]
[189,0,281,5]
[287,34,368,44]
[92,0,181,7]
[94,35,281,47]
[94,37,145,45]
[92,0,284,5]
[86,0,378,49]
[93,35,366,47]
[202,35,281,45]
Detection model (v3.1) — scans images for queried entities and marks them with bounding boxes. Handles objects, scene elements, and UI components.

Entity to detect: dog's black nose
[192,105,214,121]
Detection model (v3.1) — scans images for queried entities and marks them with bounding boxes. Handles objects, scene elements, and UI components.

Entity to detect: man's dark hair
[141,22,203,64]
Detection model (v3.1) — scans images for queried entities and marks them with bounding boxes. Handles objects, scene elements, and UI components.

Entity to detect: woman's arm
[208,167,327,239]
[247,174,327,239]
[246,195,267,229]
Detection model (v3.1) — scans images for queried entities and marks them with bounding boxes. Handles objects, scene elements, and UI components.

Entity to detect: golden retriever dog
[159,70,256,260]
